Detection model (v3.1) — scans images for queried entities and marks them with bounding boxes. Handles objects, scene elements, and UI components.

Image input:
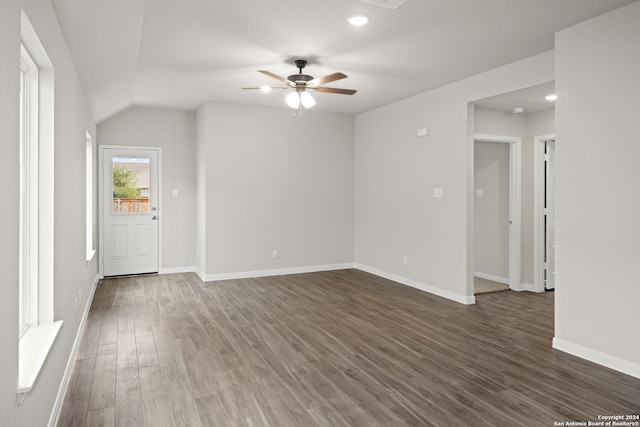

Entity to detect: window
[86,132,95,261]
[112,156,151,214]
[19,44,39,339]
[18,11,61,396]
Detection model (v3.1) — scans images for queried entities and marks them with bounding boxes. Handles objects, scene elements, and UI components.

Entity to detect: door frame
[473,134,522,291]
[533,134,556,292]
[98,145,163,277]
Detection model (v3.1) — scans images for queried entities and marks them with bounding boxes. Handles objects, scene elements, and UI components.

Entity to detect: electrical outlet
[272,249,279,259]
[403,255,408,265]
[74,299,78,316]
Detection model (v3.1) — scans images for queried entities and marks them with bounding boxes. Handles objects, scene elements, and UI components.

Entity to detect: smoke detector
[512,107,525,114]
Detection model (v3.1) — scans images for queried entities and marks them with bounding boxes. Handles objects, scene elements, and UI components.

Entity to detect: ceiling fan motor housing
[288,73,314,84]
[289,59,313,85]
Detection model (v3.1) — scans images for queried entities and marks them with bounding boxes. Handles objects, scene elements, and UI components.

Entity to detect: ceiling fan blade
[258,70,293,85]
[308,72,347,87]
[310,86,357,95]
[242,86,290,90]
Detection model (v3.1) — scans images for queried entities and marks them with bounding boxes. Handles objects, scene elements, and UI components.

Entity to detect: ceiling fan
[242,59,357,115]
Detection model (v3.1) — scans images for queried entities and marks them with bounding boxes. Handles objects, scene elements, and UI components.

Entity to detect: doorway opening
[474,134,522,293]
[534,135,556,291]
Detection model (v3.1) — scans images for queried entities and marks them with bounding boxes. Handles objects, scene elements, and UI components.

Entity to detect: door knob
[152,215,157,220]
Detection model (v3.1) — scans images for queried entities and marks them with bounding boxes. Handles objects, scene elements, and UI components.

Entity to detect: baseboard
[160,265,196,275]
[521,282,542,293]
[202,263,356,282]
[48,273,100,427]
[474,271,509,285]
[199,262,474,305]
[357,263,475,305]
[553,337,640,380]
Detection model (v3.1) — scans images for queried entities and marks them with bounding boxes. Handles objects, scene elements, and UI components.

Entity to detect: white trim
[474,134,522,292]
[202,263,355,282]
[356,263,476,305]
[85,132,95,260]
[553,337,640,380]
[17,321,62,395]
[474,271,509,285]
[19,43,40,337]
[534,134,556,293]
[48,274,99,427]
[160,266,196,275]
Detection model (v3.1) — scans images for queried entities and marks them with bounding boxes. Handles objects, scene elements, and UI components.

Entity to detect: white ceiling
[51,0,635,123]
[475,81,556,115]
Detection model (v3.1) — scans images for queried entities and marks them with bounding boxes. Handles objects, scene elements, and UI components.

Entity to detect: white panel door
[102,148,159,276]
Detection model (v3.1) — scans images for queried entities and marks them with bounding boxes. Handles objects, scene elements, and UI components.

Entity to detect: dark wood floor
[58,269,640,426]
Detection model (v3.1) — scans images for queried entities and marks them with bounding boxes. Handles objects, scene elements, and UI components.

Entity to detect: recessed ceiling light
[259,85,271,93]
[512,107,525,114]
[348,14,369,26]
[545,94,557,101]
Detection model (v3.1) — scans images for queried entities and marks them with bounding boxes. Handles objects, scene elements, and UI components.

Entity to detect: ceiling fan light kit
[242,59,357,118]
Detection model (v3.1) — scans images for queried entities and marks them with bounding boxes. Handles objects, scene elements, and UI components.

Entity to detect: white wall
[0,1,21,424]
[354,51,554,304]
[554,1,640,375]
[474,108,555,286]
[0,1,99,425]
[196,103,355,279]
[474,141,510,281]
[97,106,197,271]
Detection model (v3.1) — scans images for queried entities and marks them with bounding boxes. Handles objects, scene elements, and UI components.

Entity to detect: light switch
[417,127,429,137]
[476,189,483,197]
[433,187,443,198]
[172,189,179,197]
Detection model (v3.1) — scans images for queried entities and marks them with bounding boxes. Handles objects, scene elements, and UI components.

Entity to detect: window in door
[112,157,151,214]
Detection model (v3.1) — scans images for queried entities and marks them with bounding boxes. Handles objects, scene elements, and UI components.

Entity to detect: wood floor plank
[115,328,138,383]
[76,310,103,360]
[98,309,118,347]
[115,377,142,427]
[57,357,96,427]
[88,343,117,411]
[59,271,640,426]
[139,364,204,427]
[85,407,115,427]
[134,322,158,369]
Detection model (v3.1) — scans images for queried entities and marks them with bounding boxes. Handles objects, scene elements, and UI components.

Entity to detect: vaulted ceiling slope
[52,0,635,123]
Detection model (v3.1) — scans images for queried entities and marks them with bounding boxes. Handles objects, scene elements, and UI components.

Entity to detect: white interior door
[545,140,556,290]
[102,148,159,276]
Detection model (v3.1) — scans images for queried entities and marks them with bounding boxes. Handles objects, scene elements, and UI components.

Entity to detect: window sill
[18,320,63,394]
[86,249,96,262]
